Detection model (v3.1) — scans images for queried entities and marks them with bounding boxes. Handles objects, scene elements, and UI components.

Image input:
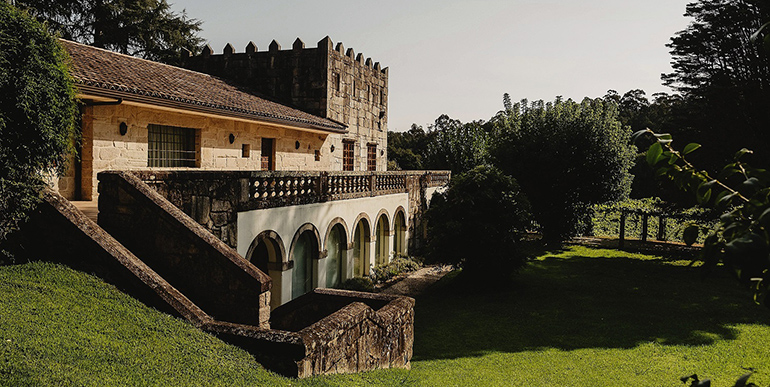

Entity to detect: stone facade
[182,37,388,172]
[62,102,343,200]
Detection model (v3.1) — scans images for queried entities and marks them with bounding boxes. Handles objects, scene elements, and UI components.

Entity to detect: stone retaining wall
[98,171,272,327]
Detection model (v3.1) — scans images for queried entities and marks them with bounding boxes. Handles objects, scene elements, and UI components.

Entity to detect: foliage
[15,0,204,65]
[338,276,375,293]
[490,97,636,242]
[636,128,770,307]
[425,165,531,280]
[423,114,490,175]
[387,124,429,170]
[662,0,770,170]
[370,256,422,284]
[591,198,716,244]
[681,372,758,387]
[0,3,78,250]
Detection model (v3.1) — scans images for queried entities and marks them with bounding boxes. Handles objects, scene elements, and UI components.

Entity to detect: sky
[169,0,694,132]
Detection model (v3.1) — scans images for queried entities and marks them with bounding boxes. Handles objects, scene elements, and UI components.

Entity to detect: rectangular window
[343,140,355,171]
[333,73,340,91]
[367,143,377,171]
[241,143,250,158]
[147,124,197,167]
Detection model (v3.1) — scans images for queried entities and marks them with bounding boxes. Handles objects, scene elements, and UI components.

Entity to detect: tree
[15,0,203,64]
[490,97,636,242]
[662,0,770,170]
[0,2,78,250]
[424,114,490,175]
[425,165,532,282]
[387,124,429,170]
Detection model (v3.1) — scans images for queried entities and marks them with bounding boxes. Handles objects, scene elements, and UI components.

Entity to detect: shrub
[490,97,636,242]
[370,257,422,284]
[425,165,532,282]
[0,3,78,251]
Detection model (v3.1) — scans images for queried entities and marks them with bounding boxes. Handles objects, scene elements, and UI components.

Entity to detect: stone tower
[182,36,388,171]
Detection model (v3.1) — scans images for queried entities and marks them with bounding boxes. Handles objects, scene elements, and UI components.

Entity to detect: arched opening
[394,210,407,257]
[245,231,285,309]
[375,214,390,266]
[325,223,346,287]
[352,219,370,277]
[291,229,319,299]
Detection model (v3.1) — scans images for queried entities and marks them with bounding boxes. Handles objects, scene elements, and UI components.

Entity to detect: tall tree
[1,2,78,252]
[15,0,203,64]
[490,97,636,242]
[663,0,770,169]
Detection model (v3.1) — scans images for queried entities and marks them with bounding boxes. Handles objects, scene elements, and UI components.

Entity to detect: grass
[2,246,770,386]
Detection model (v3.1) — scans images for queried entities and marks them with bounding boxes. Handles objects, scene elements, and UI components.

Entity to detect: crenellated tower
[182,36,388,171]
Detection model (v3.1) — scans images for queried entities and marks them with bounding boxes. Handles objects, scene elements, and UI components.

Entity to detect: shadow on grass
[413,250,770,361]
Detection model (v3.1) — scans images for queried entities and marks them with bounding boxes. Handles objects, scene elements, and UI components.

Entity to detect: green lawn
[2,246,769,386]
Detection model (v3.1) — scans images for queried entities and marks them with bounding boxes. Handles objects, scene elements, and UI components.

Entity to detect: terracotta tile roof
[61,40,346,133]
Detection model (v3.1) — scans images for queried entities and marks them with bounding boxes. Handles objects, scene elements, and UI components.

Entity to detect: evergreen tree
[663,0,770,170]
[15,0,203,64]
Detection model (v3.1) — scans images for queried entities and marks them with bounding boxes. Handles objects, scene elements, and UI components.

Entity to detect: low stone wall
[98,171,271,327]
[207,288,414,378]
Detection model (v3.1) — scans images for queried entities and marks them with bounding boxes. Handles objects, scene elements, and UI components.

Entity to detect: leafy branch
[633,128,770,307]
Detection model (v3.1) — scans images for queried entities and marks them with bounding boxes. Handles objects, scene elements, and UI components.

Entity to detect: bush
[338,277,375,293]
[0,3,78,250]
[490,97,636,242]
[425,165,532,281]
[370,257,422,284]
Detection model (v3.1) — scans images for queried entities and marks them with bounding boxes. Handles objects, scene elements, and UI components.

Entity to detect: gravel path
[379,265,454,297]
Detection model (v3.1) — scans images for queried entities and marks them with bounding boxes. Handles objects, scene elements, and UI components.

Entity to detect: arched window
[375,214,390,265]
[291,229,319,299]
[394,210,407,256]
[325,223,346,287]
[352,219,370,277]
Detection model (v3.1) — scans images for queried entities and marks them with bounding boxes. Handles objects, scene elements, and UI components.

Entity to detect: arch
[324,220,348,288]
[245,230,287,309]
[374,210,391,266]
[323,217,349,248]
[289,223,321,299]
[393,207,407,257]
[350,212,373,241]
[351,215,371,277]
[245,230,286,273]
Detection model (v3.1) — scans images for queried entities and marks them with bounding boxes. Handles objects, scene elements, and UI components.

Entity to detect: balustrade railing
[135,170,450,211]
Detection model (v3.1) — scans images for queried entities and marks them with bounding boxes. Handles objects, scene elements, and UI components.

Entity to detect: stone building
[27,38,449,376]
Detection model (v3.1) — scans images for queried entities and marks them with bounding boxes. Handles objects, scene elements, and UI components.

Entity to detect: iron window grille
[148,124,197,167]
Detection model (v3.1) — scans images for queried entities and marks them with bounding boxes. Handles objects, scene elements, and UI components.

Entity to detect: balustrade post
[641,213,649,242]
[657,216,666,241]
[369,173,376,196]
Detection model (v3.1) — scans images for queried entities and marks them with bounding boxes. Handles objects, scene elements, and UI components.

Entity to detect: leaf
[646,142,663,166]
[735,148,753,161]
[683,225,700,246]
[669,152,680,165]
[630,129,650,144]
[682,143,701,155]
[759,208,770,229]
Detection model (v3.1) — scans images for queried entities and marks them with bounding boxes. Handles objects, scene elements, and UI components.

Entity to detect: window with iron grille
[343,141,354,171]
[147,124,197,167]
[367,143,376,171]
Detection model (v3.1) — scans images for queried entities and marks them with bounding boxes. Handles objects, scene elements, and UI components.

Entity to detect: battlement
[189,37,388,76]
[182,36,388,137]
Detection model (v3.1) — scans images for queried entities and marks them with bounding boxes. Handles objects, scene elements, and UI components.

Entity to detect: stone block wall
[60,102,334,201]
[98,171,272,327]
[183,37,388,171]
